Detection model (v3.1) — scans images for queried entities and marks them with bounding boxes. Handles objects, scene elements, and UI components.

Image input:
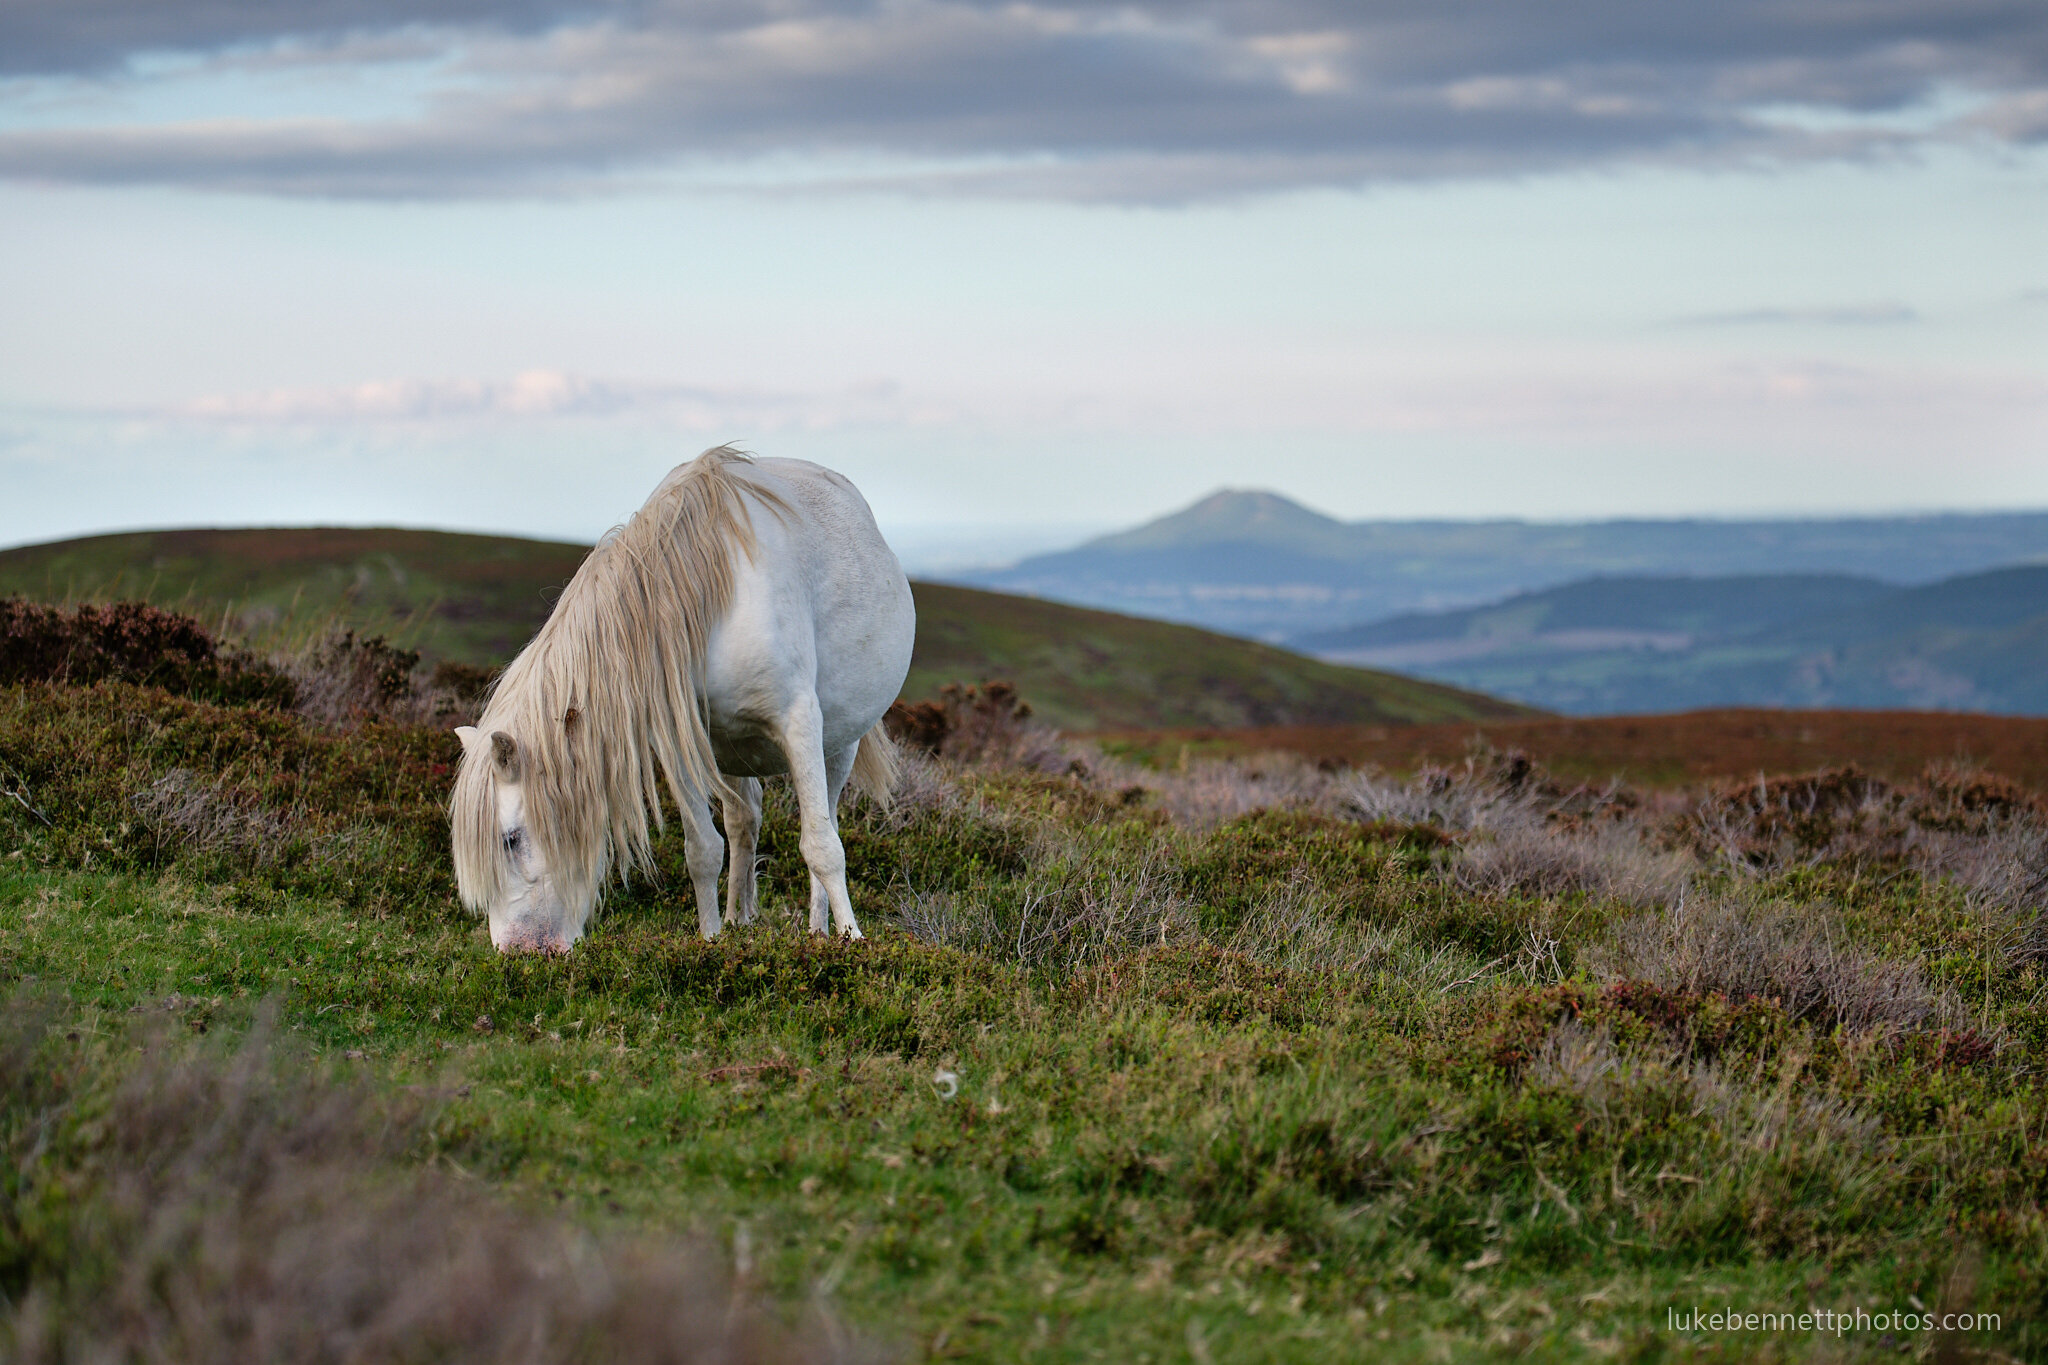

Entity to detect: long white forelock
[448,445,790,917]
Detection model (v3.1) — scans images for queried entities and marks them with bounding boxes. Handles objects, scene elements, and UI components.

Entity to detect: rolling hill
[0,527,592,665]
[902,582,1531,730]
[0,527,1532,733]
[961,489,2048,640]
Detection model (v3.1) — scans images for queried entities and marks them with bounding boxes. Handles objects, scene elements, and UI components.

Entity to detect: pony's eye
[503,830,524,854]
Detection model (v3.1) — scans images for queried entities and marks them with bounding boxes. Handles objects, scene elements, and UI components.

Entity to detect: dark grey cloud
[0,0,602,76]
[0,0,2044,199]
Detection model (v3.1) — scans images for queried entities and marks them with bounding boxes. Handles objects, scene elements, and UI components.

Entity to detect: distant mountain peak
[1091,487,1351,552]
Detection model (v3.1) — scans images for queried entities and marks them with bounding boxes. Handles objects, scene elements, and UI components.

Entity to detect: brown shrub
[884,681,1063,770]
[1698,766,1890,857]
[0,598,293,707]
[1685,766,1917,875]
[1,1005,864,1365]
[429,658,498,706]
[1909,761,2047,830]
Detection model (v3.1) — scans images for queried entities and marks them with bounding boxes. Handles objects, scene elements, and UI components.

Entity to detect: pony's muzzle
[489,921,580,955]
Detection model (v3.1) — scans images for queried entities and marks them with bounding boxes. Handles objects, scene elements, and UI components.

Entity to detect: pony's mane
[450,445,786,916]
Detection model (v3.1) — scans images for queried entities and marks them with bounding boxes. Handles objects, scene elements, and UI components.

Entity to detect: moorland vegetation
[3,603,2046,1361]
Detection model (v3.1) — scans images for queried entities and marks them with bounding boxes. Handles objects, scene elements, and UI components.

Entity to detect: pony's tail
[849,721,899,810]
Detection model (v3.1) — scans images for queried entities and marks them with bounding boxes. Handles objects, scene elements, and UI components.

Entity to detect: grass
[4,620,2047,1361]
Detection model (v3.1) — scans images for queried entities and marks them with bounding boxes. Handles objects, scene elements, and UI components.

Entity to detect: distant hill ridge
[1294,565,2048,716]
[962,489,2048,640]
[1298,573,1896,654]
[0,526,1533,733]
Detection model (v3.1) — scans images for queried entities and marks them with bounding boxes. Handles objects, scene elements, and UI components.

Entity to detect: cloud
[0,0,587,77]
[160,354,2048,456]
[171,369,933,429]
[0,1,2043,199]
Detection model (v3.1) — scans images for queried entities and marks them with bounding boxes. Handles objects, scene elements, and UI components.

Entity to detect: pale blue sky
[2,1,2044,563]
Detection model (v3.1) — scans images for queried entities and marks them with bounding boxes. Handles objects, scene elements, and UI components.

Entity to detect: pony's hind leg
[778,699,862,938]
[678,793,725,938]
[805,742,860,934]
[720,777,763,926]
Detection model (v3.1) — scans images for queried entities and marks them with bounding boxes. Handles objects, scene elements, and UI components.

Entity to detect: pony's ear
[489,730,521,780]
[455,725,484,755]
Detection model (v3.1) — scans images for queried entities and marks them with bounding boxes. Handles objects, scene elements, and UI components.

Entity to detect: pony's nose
[490,925,575,955]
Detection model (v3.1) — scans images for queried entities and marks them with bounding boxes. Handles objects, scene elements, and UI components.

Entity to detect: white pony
[450,446,915,952]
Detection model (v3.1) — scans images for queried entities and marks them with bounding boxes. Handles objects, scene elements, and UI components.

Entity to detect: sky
[2,0,2045,567]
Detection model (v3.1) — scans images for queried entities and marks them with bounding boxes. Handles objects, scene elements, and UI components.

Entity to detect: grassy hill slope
[0,527,591,665]
[904,582,1532,730]
[0,527,1532,732]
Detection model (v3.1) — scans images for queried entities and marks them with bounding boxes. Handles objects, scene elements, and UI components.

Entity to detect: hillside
[903,582,1532,730]
[0,527,1531,732]
[0,527,591,665]
[961,490,2048,640]
[1292,566,2048,716]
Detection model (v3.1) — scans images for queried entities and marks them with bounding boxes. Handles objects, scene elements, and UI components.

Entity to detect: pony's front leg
[678,794,725,938]
[720,777,763,926]
[779,702,861,938]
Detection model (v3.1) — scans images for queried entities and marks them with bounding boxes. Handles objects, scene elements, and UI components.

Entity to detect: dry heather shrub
[1527,1020,1880,1152]
[1453,819,1691,910]
[1907,808,2048,968]
[1345,750,1690,909]
[2,1008,860,1365]
[1343,763,1514,832]
[282,628,468,729]
[858,745,959,828]
[1587,894,1951,1034]
[1684,1052,1882,1154]
[131,768,299,866]
[1121,750,1343,830]
[1224,879,1489,991]
[1226,877,1382,973]
[896,849,1194,972]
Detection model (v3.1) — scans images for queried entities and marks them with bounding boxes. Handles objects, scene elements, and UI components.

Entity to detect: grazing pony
[450,446,915,951]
